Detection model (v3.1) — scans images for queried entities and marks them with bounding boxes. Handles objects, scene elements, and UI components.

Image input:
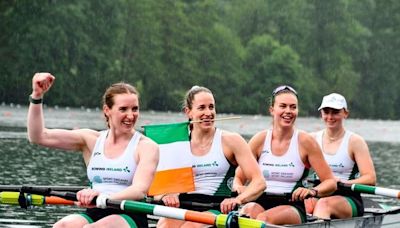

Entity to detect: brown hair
[102,82,139,126]
[182,85,213,111]
[183,86,213,132]
[269,85,297,107]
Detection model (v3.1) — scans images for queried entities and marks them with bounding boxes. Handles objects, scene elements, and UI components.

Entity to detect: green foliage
[242,35,307,114]
[0,0,399,120]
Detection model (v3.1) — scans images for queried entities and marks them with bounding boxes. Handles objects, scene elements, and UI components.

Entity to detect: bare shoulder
[298,130,319,150]
[70,129,100,156]
[349,132,369,154]
[349,132,367,145]
[138,134,159,150]
[298,130,315,143]
[73,128,100,144]
[249,130,267,143]
[221,129,247,146]
[248,130,267,157]
[309,131,317,139]
[221,129,243,140]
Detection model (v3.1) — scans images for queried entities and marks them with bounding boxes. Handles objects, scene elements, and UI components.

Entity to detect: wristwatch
[29,95,43,104]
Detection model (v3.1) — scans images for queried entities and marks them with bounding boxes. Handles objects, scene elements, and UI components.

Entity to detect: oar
[189,116,242,124]
[338,182,400,199]
[0,191,74,206]
[147,198,221,209]
[20,186,266,228]
[0,185,86,192]
[140,117,242,128]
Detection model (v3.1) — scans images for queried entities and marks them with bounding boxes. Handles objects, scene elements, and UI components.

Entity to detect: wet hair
[269,85,298,107]
[182,85,213,111]
[102,82,139,126]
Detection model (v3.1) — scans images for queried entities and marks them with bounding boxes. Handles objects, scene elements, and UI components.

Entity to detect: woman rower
[157,85,265,228]
[234,85,337,225]
[306,93,376,219]
[27,72,159,228]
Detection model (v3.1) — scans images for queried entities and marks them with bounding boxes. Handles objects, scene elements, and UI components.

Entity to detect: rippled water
[1,105,400,226]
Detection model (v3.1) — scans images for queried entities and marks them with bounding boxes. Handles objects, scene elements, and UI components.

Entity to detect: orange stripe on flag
[148,167,195,196]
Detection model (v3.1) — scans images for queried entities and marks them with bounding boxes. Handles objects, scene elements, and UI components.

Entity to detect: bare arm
[225,132,266,204]
[345,134,376,185]
[111,136,159,201]
[232,131,265,194]
[301,132,336,197]
[27,73,98,157]
[233,167,247,194]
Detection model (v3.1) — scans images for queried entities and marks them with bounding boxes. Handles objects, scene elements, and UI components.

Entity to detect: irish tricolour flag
[144,122,195,196]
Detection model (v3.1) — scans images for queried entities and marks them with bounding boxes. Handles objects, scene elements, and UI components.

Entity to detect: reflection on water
[0,139,87,226]
[369,142,400,188]
[0,139,87,185]
[1,105,400,225]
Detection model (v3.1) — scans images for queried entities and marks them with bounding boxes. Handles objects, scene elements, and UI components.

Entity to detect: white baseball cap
[318,93,347,111]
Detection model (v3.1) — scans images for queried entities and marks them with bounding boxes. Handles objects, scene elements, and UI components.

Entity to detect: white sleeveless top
[190,129,235,196]
[87,130,140,194]
[258,129,308,194]
[316,130,359,180]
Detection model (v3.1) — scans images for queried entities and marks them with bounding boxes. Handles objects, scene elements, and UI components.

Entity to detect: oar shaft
[112,199,216,225]
[0,185,85,192]
[16,189,266,228]
[339,182,400,199]
[352,184,400,199]
[190,116,241,123]
[0,192,74,206]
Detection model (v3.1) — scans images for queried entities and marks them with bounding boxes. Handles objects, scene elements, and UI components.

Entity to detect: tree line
[1,0,399,119]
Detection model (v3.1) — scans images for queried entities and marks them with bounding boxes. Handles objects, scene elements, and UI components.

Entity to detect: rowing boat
[264,195,400,228]
[1,185,400,227]
[4,196,397,228]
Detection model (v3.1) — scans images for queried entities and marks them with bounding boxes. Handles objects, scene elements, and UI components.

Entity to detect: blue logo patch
[93,176,102,183]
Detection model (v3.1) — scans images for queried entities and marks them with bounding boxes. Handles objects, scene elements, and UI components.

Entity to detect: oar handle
[20,186,52,196]
[20,186,97,204]
[148,199,221,208]
[337,182,352,190]
[17,188,267,227]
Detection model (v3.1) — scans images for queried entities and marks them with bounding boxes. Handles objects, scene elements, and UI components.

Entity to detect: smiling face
[321,107,348,130]
[185,91,216,130]
[269,92,298,128]
[104,93,139,132]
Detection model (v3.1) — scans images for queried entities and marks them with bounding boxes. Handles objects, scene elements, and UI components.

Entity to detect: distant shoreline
[1,105,400,143]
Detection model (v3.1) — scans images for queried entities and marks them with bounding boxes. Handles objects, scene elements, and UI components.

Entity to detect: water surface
[1,105,400,226]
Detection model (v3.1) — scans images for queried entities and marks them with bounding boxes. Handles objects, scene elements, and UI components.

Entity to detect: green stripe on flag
[144,122,189,144]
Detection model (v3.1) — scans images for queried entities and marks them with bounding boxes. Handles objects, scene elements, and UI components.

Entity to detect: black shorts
[80,208,148,228]
[179,192,237,212]
[254,193,307,223]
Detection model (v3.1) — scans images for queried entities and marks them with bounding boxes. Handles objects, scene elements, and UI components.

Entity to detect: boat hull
[264,211,400,228]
